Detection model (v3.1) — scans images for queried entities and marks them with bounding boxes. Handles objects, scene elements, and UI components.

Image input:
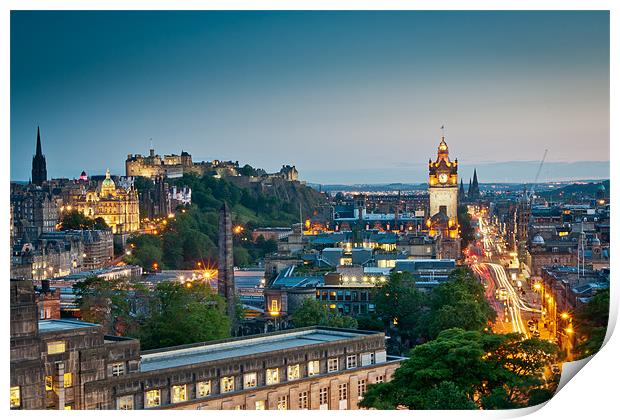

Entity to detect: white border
[2,2,616,420]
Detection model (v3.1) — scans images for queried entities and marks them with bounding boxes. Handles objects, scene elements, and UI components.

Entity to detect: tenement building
[10,280,402,410]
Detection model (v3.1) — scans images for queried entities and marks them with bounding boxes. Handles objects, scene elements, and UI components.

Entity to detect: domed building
[74,169,140,235]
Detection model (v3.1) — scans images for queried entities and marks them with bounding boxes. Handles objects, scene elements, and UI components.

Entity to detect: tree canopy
[359,328,559,410]
[73,278,230,350]
[60,210,108,230]
[574,288,609,358]
[291,299,358,329]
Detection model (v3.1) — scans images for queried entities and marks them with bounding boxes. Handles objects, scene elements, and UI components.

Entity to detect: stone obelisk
[218,202,237,331]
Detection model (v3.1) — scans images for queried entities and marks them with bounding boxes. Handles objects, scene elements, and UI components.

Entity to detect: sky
[10,11,609,184]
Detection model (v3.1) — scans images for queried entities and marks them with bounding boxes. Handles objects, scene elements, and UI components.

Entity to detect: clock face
[438,173,449,184]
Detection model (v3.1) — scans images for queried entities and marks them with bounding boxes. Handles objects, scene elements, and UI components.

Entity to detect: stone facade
[10,280,402,411]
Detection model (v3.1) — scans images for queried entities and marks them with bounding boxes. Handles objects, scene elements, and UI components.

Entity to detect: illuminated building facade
[73,170,140,234]
[428,136,458,232]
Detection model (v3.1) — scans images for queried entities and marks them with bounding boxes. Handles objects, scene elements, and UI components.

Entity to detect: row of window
[118,355,380,409]
[318,290,372,302]
[118,377,385,410]
[44,373,73,390]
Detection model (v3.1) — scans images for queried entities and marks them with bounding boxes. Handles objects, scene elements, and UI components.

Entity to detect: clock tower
[428,135,459,238]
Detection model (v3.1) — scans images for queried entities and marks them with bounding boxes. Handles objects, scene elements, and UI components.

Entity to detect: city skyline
[11,11,609,184]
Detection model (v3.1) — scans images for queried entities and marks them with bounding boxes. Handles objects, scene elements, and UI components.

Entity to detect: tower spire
[36,126,42,156]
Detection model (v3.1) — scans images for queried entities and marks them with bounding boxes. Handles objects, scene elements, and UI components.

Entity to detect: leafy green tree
[291,299,358,329]
[73,276,144,336]
[360,328,559,410]
[574,288,609,358]
[137,281,231,350]
[60,210,109,230]
[422,267,496,339]
[373,271,425,348]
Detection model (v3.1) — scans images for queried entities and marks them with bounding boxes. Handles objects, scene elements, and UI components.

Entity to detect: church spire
[31,126,47,186]
[36,126,42,156]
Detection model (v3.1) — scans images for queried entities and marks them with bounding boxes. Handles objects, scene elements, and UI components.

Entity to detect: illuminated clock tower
[428,135,459,231]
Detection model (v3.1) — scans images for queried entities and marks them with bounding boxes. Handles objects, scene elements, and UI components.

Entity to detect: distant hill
[538,180,609,201]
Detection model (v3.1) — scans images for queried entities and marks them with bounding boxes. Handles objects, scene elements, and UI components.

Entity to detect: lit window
[287,364,300,381]
[346,355,357,369]
[270,299,279,313]
[10,386,20,408]
[328,358,339,372]
[308,360,320,376]
[197,381,211,397]
[145,390,161,408]
[45,375,53,391]
[338,383,348,401]
[319,387,329,407]
[47,341,65,355]
[221,376,235,393]
[255,400,266,410]
[63,373,72,388]
[358,379,367,399]
[266,368,279,385]
[111,362,125,377]
[64,405,73,410]
[298,391,308,409]
[277,395,288,410]
[117,395,133,410]
[244,372,257,389]
[171,384,187,403]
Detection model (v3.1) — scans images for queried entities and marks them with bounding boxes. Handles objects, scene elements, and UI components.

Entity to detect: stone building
[10,280,402,410]
[72,170,140,235]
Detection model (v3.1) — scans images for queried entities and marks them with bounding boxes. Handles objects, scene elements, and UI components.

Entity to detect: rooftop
[140,328,376,372]
[38,319,99,333]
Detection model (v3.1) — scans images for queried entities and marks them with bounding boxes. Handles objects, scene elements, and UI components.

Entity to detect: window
[266,368,279,385]
[197,381,211,397]
[358,379,367,399]
[298,391,308,409]
[346,355,357,369]
[277,395,288,410]
[328,358,339,372]
[244,372,257,389]
[111,362,125,377]
[375,375,384,384]
[117,395,133,410]
[308,360,320,376]
[287,364,300,381]
[171,384,187,403]
[64,405,73,410]
[10,386,20,408]
[255,400,266,410]
[47,341,65,355]
[338,383,348,401]
[319,387,329,408]
[145,390,161,408]
[234,404,245,410]
[63,373,72,388]
[221,376,235,393]
[270,299,279,313]
[45,375,53,391]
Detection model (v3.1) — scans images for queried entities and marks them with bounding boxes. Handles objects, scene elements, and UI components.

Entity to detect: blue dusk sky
[10,11,609,184]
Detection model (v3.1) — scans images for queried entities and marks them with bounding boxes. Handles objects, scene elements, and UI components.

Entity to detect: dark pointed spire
[31,126,47,186]
[470,169,480,199]
[459,179,466,202]
[36,126,42,156]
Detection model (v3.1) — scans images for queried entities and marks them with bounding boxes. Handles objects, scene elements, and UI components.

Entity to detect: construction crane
[526,149,548,203]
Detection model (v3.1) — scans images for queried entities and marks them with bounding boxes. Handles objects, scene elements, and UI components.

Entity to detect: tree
[137,281,231,350]
[73,276,144,336]
[373,271,425,348]
[422,267,496,339]
[574,288,609,358]
[60,210,109,230]
[291,299,358,329]
[360,328,559,410]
